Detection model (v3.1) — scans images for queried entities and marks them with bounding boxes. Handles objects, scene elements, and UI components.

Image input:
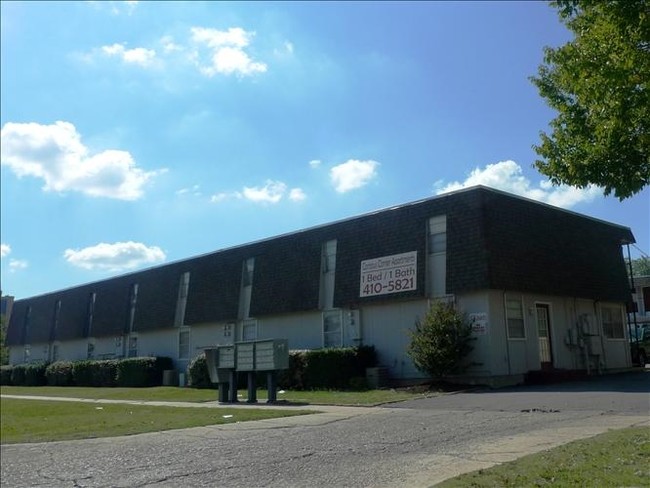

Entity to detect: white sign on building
[360,251,417,298]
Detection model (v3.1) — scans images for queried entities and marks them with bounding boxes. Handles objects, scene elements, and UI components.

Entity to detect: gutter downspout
[626,244,640,357]
[503,290,512,376]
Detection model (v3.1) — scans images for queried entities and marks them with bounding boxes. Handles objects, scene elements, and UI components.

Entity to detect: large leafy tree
[531,0,649,200]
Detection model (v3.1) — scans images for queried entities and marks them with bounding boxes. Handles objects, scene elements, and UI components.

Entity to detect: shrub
[302,345,378,390]
[72,360,95,387]
[116,357,173,387]
[92,360,119,387]
[45,361,75,386]
[10,364,27,386]
[407,301,474,381]
[24,362,48,386]
[0,365,13,385]
[187,353,214,389]
[278,350,308,390]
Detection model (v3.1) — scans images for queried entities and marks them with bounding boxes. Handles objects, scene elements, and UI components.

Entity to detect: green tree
[407,301,474,381]
[0,317,8,365]
[630,256,650,277]
[530,0,649,200]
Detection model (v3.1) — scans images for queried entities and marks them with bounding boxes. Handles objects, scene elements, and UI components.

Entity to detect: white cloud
[309,159,321,169]
[289,188,306,202]
[0,243,10,258]
[64,241,166,272]
[210,180,305,204]
[330,159,379,193]
[435,160,602,209]
[176,184,201,197]
[210,192,231,203]
[160,35,183,53]
[190,27,267,77]
[1,121,160,200]
[9,259,28,272]
[87,1,138,16]
[101,43,156,67]
[242,180,287,204]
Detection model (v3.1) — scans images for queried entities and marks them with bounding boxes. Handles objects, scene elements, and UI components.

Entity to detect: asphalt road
[2,371,649,488]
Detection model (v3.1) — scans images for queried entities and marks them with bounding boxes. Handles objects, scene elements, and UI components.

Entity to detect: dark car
[630,324,650,366]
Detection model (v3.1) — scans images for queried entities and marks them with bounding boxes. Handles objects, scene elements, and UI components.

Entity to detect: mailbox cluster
[204,339,289,403]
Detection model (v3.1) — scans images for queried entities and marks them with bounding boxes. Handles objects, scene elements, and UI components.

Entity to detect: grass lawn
[0,397,312,444]
[0,385,432,405]
[436,427,650,487]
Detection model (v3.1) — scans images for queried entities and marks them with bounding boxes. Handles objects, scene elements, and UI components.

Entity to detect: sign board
[469,312,488,336]
[360,251,417,298]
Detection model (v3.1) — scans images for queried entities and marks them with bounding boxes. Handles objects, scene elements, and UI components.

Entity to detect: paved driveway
[2,371,648,487]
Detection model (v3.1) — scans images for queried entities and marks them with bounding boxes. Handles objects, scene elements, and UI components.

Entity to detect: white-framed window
[427,215,447,297]
[239,258,255,319]
[601,305,625,339]
[86,292,96,337]
[87,341,95,359]
[323,309,342,348]
[242,258,255,287]
[506,298,526,339]
[175,272,190,327]
[128,284,139,333]
[242,319,258,341]
[128,335,138,358]
[224,322,234,338]
[320,240,337,310]
[178,328,190,360]
[322,240,337,273]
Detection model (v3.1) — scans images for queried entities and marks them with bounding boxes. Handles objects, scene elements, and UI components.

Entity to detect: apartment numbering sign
[360,251,417,297]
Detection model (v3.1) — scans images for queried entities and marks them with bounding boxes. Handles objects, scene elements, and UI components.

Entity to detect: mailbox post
[236,341,257,403]
[204,345,236,403]
[253,339,289,403]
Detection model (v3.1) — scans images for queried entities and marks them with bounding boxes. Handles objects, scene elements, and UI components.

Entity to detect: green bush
[92,360,119,387]
[45,361,75,386]
[116,357,173,387]
[10,364,27,386]
[302,345,378,390]
[0,365,13,385]
[24,362,48,386]
[187,353,215,389]
[72,360,95,387]
[278,350,308,390]
[407,301,474,381]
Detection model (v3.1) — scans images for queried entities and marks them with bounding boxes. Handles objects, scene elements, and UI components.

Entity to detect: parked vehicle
[630,325,650,366]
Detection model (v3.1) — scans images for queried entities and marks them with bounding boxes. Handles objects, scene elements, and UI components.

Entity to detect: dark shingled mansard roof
[6,186,634,346]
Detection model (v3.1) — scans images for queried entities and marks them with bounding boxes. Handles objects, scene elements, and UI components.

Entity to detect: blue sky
[1,1,648,300]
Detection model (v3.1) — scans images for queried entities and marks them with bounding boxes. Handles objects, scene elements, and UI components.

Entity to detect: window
[178,328,190,360]
[52,343,60,362]
[322,240,337,273]
[23,345,31,363]
[128,336,138,358]
[427,216,447,297]
[86,292,96,337]
[602,305,624,339]
[51,300,62,341]
[175,272,190,326]
[128,284,138,333]
[320,240,337,309]
[87,341,95,359]
[242,258,255,287]
[506,298,526,339]
[23,306,32,344]
[242,319,257,341]
[323,310,342,348]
